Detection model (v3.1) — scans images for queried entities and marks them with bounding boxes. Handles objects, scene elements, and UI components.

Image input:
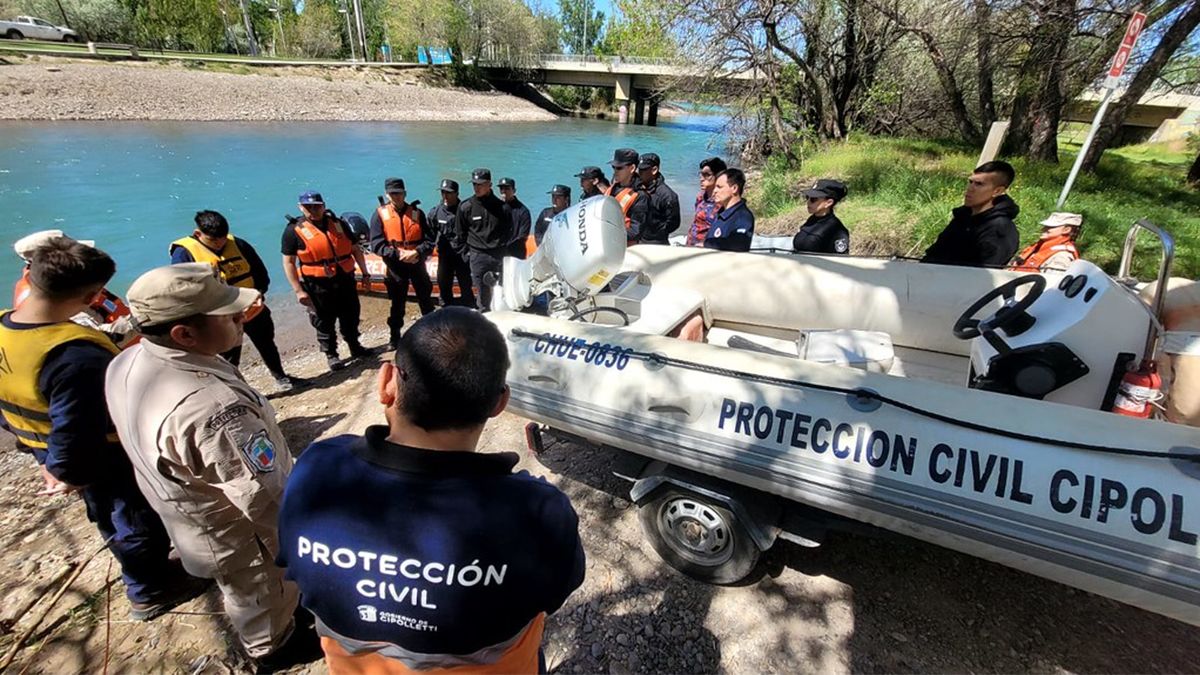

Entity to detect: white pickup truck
[1,16,78,41]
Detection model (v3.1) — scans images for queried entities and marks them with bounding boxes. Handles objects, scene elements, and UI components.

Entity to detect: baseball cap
[471,168,492,184]
[127,263,260,329]
[498,177,516,189]
[638,153,661,170]
[575,166,604,180]
[384,177,406,193]
[609,148,639,167]
[439,178,459,193]
[298,190,324,205]
[548,184,571,197]
[802,179,848,202]
[1040,212,1083,228]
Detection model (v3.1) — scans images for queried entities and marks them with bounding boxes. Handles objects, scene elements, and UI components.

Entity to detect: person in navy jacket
[277,307,585,673]
[703,168,755,252]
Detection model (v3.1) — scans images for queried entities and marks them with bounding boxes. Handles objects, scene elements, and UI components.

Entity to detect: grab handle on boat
[645,394,698,420]
[1117,219,1174,361]
[526,367,565,390]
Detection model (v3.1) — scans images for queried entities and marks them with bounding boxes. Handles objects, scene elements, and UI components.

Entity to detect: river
[0,112,728,295]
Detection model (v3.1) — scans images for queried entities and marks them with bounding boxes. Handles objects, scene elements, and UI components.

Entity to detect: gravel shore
[0,57,556,122]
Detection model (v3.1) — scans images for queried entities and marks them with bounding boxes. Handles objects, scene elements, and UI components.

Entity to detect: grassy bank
[750,136,1200,278]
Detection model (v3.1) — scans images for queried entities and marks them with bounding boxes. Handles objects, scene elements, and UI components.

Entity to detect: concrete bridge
[1065,89,1200,144]
[479,54,756,125]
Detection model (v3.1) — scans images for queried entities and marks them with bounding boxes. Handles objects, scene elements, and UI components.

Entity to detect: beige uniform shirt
[105,339,293,578]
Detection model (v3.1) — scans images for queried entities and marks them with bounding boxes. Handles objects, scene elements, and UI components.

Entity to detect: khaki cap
[1040,212,1082,228]
[128,263,259,328]
[14,231,97,261]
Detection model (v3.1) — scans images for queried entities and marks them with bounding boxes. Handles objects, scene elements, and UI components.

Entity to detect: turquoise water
[0,114,727,296]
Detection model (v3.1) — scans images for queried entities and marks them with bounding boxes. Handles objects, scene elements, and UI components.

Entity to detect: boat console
[961,258,1154,409]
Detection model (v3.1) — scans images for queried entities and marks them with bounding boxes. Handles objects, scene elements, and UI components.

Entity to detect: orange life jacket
[606,184,640,242]
[377,203,424,250]
[294,217,356,278]
[13,268,132,327]
[524,234,537,257]
[1010,234,1079,273]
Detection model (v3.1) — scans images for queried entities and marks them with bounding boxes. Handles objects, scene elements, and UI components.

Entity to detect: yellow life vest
[0,311,120,449]
[169,235,255,289]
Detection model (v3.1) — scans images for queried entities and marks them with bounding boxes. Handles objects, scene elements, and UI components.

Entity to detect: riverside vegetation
[751,135,1200,279]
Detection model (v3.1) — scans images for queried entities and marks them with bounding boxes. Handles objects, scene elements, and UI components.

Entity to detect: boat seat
[708,327,895,374]
[622,285,710,336]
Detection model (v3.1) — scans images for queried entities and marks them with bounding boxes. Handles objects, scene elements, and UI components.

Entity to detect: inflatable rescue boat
[488,196,1200,627]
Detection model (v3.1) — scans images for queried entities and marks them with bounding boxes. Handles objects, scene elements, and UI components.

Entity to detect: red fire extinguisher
[1111,360,1163,418]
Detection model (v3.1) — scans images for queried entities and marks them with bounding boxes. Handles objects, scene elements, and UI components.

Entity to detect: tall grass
[750,136,1200,278]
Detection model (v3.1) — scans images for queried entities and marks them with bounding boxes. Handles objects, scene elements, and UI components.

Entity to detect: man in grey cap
[105,263,320,672]
[498,177,533,260]
[427,178,475,308]
[536,185,571,245]
[453,168,510,311]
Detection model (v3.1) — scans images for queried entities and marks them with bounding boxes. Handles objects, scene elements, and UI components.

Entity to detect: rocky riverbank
[0,56,556,122]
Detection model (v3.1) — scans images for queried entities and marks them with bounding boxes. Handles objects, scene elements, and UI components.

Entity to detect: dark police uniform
[637,155,681,244]
[793,213,850,254]
[454,169,511,312]
[170,236,289,377]
[281,211,366,358]
[703,200,755,252]
[534,207,559,245]
[922,194,1021,267]
[278,426,586,671]
[369,182,437,348]
[505,196,533,260]
[428,181,475,308]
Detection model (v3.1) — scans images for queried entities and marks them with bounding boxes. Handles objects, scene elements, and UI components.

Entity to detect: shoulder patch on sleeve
[242,430,277,473]
[834,239,849,253]
[205,404,253,432]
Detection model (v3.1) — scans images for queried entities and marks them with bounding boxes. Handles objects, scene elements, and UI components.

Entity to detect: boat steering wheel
[953,275,1046,345]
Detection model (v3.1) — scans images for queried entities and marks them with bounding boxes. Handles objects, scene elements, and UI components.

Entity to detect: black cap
[498,177,515,188]
[298,190,324,205]
[574,166,604,180]
[471,168,492,184]
[548,184,571,197]
[637,153,661,170]
[803,178,848,203]
[384,177,406,193]
[609,148,639,167]
[439,178,459,193]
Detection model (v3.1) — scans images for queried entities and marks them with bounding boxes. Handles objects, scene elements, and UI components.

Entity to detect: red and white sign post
[1057,11,1148,208]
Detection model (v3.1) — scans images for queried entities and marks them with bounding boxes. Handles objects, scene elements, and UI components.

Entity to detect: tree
[291,0,341,58]
[558,0,603,54]
[1080,1,1200,172]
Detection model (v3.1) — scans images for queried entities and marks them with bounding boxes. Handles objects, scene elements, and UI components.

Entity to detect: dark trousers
[82,477,184,604]
[221,305,286,377]
[302,275,361,356]
[384,258,436,346]
[468,248,504,312]
[437,248,475,308]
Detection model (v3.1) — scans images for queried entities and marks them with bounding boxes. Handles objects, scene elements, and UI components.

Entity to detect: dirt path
[1,297,1197,673]
[0,56,555,122]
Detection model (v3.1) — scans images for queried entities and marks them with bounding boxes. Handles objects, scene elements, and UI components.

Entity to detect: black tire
[637,488,761,585]
[5,30,24,40]
[63,34,78,43]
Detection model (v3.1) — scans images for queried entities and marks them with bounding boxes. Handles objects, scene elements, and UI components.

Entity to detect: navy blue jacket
[277,427,585,660]
[704,200,755,252]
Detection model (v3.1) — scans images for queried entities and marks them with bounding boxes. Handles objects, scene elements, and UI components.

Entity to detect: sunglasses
[699,171,714,178]
[807,196,825,202]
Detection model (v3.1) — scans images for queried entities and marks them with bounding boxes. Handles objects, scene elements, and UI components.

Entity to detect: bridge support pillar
[634,97,646,125]
[615,74,633,124]
[647,99,659,127]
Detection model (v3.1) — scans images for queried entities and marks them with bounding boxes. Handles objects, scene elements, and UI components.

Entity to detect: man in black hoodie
[454,168,511,311]
[922,161,1020,267]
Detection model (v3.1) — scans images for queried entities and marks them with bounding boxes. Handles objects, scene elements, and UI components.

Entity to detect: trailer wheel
[638,489,760,584]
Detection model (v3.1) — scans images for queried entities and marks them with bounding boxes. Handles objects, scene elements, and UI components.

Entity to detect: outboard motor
[492,196,627,314]
[956,259,1153,409]
[340,211,371,247]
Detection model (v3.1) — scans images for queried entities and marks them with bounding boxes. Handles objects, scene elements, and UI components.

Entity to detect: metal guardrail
[0,38,423,67]
[477,52,689,69]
